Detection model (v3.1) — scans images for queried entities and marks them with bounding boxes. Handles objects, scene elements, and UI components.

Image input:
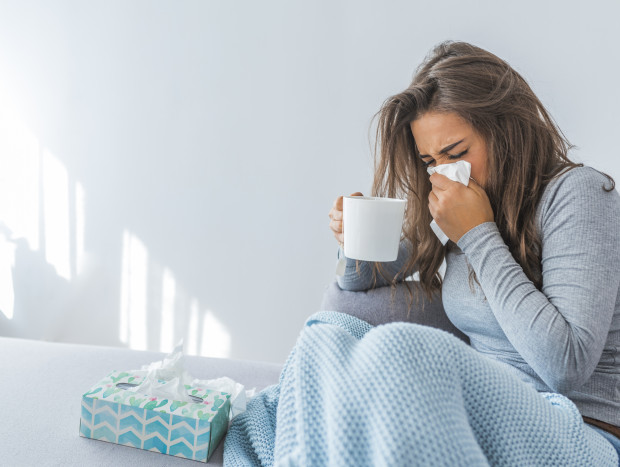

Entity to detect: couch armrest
[321,280,469,343]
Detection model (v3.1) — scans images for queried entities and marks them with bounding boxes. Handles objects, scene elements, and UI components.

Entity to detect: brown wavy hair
[366,40,614,306]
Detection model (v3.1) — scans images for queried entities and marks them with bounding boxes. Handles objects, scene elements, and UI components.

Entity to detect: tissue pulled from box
[124,342,251,419]
[427,160,471,245]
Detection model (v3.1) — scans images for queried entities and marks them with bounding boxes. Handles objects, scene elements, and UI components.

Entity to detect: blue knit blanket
[224,311,617,466]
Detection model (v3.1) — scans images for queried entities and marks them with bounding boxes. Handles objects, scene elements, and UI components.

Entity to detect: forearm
[336,241,412,291]
[458,221,619,393]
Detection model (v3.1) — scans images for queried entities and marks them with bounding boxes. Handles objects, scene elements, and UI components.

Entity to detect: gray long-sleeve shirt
[337,166,620,426]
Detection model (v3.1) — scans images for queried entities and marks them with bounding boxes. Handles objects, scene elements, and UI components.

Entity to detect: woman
[329,41,620,459]
[224,41,620,466]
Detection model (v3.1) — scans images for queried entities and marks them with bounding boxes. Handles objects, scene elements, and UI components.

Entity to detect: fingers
[333,192,363,211]
[330,207,343,221]
[428,189,438,216]
[428,173,452,190]
[333,195,344,211]
[329,192,363,246]
[329,199,344,245]
[329,218,343,234]
[465,178,491,206]
[467,177,485,194]
[331,192,364,217]
[329,217,344,246]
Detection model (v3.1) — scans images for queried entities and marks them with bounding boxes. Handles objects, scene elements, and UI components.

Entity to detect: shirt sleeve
[336,239,413,291]
[456,167,620,393]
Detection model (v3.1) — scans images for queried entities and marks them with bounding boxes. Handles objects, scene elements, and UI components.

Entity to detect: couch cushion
[321,280,469,343]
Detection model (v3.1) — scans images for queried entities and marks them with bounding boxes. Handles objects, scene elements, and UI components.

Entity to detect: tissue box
[79,370,231,462]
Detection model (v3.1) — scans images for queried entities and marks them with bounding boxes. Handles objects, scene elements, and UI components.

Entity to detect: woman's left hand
[428,173,495,243]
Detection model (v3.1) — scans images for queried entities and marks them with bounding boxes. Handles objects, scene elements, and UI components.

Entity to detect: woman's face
[410,111,489,187]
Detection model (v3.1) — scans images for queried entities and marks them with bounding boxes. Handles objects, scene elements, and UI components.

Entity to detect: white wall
[1,0,619,363]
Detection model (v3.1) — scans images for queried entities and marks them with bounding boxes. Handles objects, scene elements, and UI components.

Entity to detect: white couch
[0,336,282,466]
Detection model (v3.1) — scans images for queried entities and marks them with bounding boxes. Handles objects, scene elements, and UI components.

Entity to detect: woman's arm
[457,167,620,393]
[336,239,413,291]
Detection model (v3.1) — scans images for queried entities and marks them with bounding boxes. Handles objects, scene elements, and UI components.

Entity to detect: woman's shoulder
[538,164,619,224]
[547,164,613,191]
[542,165,615,203]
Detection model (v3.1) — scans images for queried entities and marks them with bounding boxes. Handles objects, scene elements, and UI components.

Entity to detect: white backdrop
[1,0,619,363]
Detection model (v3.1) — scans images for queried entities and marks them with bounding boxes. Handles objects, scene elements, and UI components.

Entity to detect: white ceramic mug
[343,196,406,262]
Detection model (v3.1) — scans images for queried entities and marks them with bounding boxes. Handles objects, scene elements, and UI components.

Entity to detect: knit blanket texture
[223,311,617,466]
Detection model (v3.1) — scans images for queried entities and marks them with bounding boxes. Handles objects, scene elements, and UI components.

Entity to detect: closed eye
[422,149,468,167]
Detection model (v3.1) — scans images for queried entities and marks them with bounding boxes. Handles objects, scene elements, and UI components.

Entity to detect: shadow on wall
[0,98,231,358]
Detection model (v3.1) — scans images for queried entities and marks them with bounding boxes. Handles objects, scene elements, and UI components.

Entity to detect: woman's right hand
[329,192,363,247]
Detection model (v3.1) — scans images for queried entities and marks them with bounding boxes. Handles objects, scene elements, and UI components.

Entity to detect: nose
[435,158,453,166]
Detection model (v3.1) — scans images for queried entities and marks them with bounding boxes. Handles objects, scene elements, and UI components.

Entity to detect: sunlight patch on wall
[200,310,231,358]
[0,98,40,320]
[119,229,148,350]
[118,230,231,358]
[184,300,232,358]
[159,267,176,353]
[42,149,71,280]
[0,92,87,292]
[0,232,15,319]
[0,107,40,251]
[0,85,231,355]
[186,298,201,356]
[75,182,86,276]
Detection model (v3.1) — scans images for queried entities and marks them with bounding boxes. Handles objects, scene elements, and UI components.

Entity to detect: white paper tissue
[427,160,472,245]
[125,342,254,419]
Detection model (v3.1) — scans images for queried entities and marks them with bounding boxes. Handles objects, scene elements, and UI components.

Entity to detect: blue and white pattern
[80,372,231,462]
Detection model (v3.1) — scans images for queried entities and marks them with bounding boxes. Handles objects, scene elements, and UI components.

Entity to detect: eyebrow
[418,139,465,159]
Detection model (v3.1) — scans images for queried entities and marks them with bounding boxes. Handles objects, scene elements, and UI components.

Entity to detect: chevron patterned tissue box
[79,370,231,462]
